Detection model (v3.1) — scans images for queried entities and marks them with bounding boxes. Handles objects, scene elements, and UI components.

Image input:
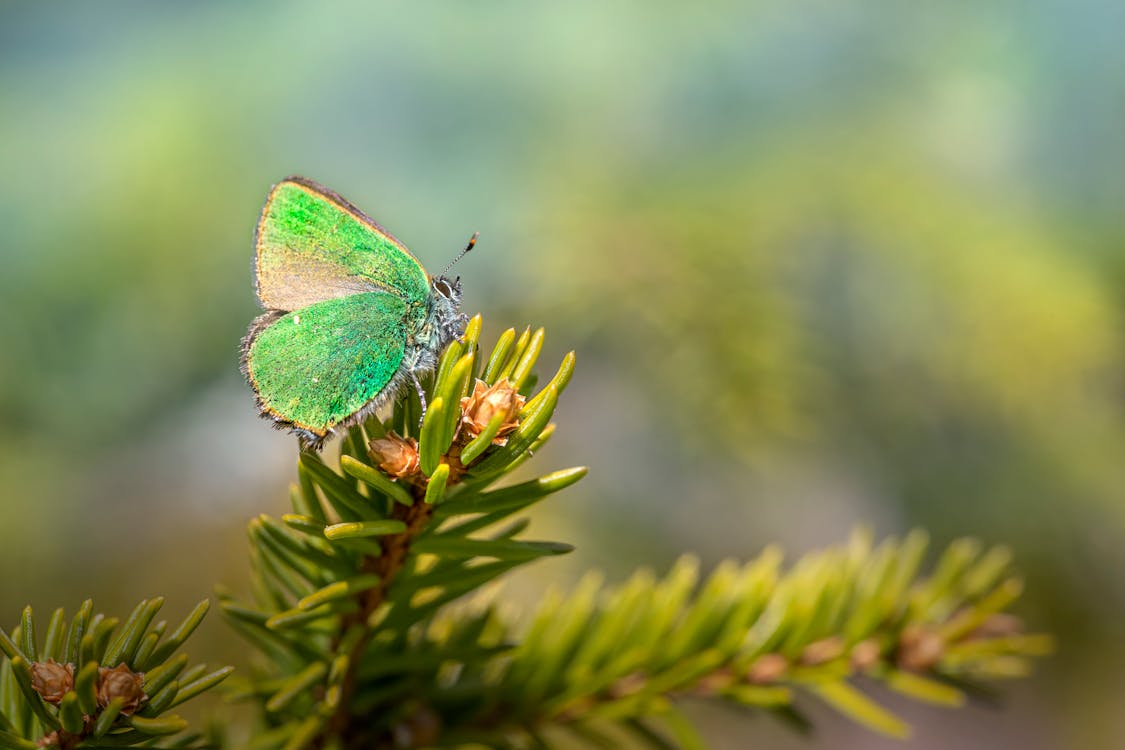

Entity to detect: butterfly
[240,176,473,449]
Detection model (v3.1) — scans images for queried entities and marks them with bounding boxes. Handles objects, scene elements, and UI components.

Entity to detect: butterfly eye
[433,278,453,298]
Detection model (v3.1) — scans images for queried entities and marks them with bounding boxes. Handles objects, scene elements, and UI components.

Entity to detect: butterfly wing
[254,176,431,311]
[242,291,411,442]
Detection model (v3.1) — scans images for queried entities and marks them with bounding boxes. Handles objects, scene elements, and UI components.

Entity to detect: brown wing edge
[239,308,414,452]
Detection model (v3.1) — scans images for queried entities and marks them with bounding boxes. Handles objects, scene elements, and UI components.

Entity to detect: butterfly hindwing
[254,177,431,311]
[243,291,412,440]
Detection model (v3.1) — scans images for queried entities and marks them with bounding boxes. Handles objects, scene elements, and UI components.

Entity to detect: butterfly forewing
[254,177,430,311]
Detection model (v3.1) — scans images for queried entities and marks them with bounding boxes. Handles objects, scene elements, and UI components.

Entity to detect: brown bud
[695,667,736,696]
[97,664,146,715]
[29,660,73,704]
[392,704,441,748]
[608,672,647,699]
[897,624,945,671]
[459,378,525,445]
[554,696,596,724]
[850,638,883,671]
[967,613,1024,640]
[368,431,420,478]
[36,731,60,748]
[800,636,845,666]
[747,653,788,684]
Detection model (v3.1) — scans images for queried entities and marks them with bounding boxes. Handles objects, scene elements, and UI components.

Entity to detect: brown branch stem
[316,483,434,749]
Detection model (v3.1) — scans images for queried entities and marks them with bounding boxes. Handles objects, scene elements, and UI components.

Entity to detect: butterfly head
[431,275,463,305]
[422,232,476,351]
[427,274,467,350]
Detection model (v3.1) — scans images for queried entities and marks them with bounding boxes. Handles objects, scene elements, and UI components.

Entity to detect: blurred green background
[2,2,1123,748]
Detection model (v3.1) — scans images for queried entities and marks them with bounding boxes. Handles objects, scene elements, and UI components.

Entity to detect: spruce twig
[444,529,1052,743]
[220,316,1051,749]
[0,599,229,749]
[222,316,579,748]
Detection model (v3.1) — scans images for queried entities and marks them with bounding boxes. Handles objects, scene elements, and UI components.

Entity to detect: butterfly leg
[447,313,470,344]
[410,368,427,427]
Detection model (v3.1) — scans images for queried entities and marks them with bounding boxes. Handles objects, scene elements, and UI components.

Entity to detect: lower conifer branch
[409,530,1052,746]
[0,599,228,750]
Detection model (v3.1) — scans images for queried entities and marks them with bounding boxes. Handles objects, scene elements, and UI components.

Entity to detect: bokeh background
[2,2,1123,748]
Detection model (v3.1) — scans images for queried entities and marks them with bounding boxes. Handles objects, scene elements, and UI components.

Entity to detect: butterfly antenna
[441,231,479,277]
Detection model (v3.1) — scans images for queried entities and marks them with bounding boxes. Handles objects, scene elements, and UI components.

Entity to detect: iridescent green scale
[241,177,466,448]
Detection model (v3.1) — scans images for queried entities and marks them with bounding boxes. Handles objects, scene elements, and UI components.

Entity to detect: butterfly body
[241,177,465,449]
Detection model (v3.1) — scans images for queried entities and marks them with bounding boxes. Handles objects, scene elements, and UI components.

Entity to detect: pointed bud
[695,667,736,696]
[368,431,421,478]
[897,624,945,671]
[97,664,146,715]
[36,731,60,748]
[608,672,646,699]
[800,636,845,666]
[29,660,74,704]
[747,653,788,684]
[850,638,883,671]
[392,704,441,748]
[968,613,1024,640]
[460,378,525,445]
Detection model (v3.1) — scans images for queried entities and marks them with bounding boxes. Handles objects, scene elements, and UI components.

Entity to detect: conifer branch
[0,599,230,749]
[220,317,1051,749]
[221,317,580,749]
[434,530,1052,746]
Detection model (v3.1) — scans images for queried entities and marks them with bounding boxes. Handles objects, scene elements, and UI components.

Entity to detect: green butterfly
[240,177,472,449]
